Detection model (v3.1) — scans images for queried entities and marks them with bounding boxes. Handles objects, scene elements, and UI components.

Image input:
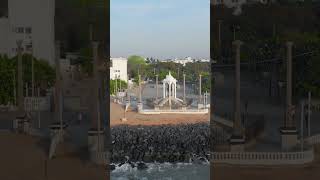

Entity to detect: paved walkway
[0,132,106,180]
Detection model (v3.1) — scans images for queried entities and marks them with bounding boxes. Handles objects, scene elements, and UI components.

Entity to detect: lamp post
[12,70,16,106]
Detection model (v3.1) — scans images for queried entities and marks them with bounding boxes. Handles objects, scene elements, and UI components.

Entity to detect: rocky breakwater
[111,123,210,169]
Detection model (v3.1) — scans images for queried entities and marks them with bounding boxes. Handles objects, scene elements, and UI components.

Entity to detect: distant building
[212,0,247,8]
[110,57,128,82]
[173,57,194,66]
[211,0,269,8]
[197,59,210,63]
[0,0,55,65]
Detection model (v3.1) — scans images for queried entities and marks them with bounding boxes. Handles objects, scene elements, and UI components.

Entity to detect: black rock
[137,162,148,170]
[109,164,116,171]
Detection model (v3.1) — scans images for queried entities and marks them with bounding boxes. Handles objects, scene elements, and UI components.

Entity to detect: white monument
[162,71,181,107]
[138,72,209,114]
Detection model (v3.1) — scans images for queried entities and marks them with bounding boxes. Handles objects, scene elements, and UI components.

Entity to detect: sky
[111,0,210,60]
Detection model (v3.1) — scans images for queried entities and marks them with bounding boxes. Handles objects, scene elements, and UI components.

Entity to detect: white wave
[112,163,138,173]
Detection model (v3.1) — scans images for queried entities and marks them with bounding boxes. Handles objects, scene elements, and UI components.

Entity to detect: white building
[198,59,210,63]
[172,57,210,66]
[0,0,55,65]
[110,57,128,82]
[173,57,194,66]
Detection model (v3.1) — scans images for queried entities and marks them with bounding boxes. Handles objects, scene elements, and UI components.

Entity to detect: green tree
[0,54,55,104]
[127,55,146,80]
[110,79,127,95]
[76,47,93,76]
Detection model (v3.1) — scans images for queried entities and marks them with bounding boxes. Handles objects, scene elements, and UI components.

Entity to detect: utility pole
[114,74,118,96]
[308,92,311,136]
[54,41,63,131]
[12,70,16,106]
[119,75,121,92]
[17,40,24,113]
[218,20,222,48]
[183,74,186,102]
[32,52,35,97]
[156,74,159,101]
[139,74,142,103]
[38,87,41,129]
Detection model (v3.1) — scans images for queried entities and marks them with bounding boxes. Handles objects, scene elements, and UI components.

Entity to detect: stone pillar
[280,41,298,151]
[88,41,106,164]
[230,40,245,152]
[13,40,29,133]
[183,74,186,102]
[286,41,293,127]
[53,41,64,131]
[46,41,66,159]
[88,128,106,164]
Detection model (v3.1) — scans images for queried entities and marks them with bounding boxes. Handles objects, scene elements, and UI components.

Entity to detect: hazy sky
[111,0,210,59]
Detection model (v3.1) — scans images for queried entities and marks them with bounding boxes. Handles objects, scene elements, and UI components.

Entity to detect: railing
[0,104,17,112]
[90,151,109,164]
[24,97,50,111]
[304,134,320,145]
[212,149,314,165]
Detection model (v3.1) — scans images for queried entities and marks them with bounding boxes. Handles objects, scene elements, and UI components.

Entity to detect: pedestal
[49,122,67,141]
[88,128,105,164]
[280,127,298,150]
[198,104,203,110]
[13,116,24,133]
[13,115,31,134]
[23,119,31,134]
[137,102,143,113]
[230,135,245,152]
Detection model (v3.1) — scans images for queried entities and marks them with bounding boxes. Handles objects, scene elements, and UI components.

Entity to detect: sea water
[110,162,209,180]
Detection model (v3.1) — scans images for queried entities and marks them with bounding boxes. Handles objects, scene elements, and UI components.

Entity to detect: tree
[127,55,146,79]
[76,47,93,76]
[110,79,127,95]
[0,54,55,105]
